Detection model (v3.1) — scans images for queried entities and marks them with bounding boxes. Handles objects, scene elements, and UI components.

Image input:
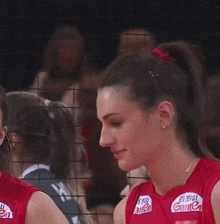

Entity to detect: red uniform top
[0,171,41,223]
[126,158,220,224]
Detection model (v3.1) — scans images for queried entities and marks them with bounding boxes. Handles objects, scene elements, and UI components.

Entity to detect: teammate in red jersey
[0,85,69,224]
[96,41,220,223]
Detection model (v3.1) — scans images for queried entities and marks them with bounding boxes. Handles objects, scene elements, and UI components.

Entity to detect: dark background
[1,0,220,91]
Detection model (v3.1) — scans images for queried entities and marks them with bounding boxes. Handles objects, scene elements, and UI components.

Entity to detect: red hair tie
[151,48,176,62]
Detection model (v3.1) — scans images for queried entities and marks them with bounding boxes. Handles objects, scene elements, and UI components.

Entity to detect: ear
[156,101,175,130]
[8,132,22,150]
[0,126,7,146]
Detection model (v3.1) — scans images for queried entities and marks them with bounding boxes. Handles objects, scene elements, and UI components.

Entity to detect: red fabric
[0,172,41,223]
[81,124,93,140]
[152,48,176,62]
[81,123,94,169]
[126,158,219,224]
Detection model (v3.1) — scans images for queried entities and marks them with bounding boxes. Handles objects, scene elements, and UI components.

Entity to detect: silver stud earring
[162,125,166,130]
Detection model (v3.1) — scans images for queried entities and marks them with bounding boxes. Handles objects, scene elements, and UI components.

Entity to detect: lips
[111,149,127,159]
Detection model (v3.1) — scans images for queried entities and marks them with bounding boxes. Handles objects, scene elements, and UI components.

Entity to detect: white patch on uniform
[72,216,80,224]
[0,202,13,218]
[171,192,203,213]
[133,195,152,215]
[51,182,72,202]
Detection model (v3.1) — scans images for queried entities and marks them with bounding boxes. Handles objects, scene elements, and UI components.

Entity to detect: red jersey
[126,158,220,224]
[0,171,41,223]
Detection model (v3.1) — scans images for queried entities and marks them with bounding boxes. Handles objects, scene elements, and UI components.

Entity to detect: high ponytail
[100,40,213,158]
[157,41,212,157]
[6,92,77,179]
[45,101,76,180]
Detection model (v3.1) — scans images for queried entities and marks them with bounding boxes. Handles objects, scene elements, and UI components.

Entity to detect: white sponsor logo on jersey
[171,192,203,213]
[72,216,80,224]
[51,181,72,202]
[0,202,13,218]
[133,195,152,215]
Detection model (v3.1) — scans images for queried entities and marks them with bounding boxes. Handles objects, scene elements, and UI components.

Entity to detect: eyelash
[110,121,123,127]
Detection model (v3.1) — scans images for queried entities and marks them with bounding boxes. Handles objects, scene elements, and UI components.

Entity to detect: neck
[145,141,200,196]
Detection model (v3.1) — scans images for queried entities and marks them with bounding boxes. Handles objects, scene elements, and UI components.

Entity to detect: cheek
[130,121,147,139]
[125,121,157,155]
[118,123,145,147]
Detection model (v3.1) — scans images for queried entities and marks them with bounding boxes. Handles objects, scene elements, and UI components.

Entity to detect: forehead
[59,38,82,51]
[97,86,129,104]
[97,86,138,118]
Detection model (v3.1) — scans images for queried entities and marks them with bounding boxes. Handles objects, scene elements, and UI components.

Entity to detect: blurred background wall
[1,0,220,91]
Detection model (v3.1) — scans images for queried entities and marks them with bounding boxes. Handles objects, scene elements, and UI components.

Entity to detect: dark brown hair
[100,41,212,158]
[202,74,220,129]
[43,25,85,78]
[6,92,77,179]
[0,85,12,172]
[43,25,99,80]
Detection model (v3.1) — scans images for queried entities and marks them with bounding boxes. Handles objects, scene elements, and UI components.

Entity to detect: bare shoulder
[211,179,220,223]
[113,196,128,224]
[30,71,48,90]
[25,191,69,224]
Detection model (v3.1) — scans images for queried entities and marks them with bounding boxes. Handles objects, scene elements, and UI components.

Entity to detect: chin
[118,160,137,172]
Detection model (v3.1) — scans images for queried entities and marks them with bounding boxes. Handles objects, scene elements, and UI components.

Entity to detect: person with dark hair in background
[30,24,100,107]
[0,86,69,223]
[202,74,220,159]
[97,41,220,223]
[29,24,101,201]
[6,91,94,224]
[29,24,126,222]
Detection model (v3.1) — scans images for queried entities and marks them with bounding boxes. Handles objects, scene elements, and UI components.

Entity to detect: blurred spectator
[202,74,220,158]
[29,25,100,108]
[30,24,127,222]
[78,92,126,224]
[29,25,100,181]
[6,91,93,224]
[74,33,128,221]
[78,97,127,221]
[117,27,157,57]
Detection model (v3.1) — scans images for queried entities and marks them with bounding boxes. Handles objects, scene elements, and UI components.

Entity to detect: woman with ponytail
[0,86,69,224]
[96,41,219,223]
[6,92,93,224]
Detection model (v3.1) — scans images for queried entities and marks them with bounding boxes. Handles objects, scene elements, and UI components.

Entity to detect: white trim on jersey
[20,164,51,179]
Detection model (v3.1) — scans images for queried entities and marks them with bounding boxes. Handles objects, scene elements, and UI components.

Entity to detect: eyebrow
[103,113,120,120]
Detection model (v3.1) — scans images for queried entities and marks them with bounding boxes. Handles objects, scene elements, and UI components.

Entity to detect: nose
[99,126,114,148]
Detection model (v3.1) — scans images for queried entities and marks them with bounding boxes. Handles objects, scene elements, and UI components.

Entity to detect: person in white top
[30,25,100,108]
[29,25,101,196]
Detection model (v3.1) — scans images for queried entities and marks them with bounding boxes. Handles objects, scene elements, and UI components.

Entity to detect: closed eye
[110,122,122,127]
